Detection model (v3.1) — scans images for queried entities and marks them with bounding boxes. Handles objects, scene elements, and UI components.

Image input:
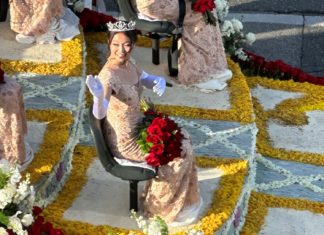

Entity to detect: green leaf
[0,211,9,226]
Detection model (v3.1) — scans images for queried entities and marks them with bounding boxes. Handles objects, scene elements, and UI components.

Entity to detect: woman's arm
[86,75,111,119]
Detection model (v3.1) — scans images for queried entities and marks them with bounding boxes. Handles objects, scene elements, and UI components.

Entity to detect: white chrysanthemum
[221,20,234,37]
[235,48,248,61]
[8,214,27,235]
[10,168,21,184]
[21,213,34,227]
[245,32,256,45]
[216,0,229,22]
[231,18,243,32]
[0,227,8,235]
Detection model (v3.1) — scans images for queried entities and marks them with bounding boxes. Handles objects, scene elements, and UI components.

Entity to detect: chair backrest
[88,105,156,181]
[116,0,176,34]
[0,0,9,22]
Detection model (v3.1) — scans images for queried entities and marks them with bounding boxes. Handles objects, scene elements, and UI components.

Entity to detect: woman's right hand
[86,75,104,99]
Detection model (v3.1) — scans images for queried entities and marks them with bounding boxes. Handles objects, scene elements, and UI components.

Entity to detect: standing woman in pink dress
[9,0,80,44]
[131,0,232,91]
[86,21,202,225]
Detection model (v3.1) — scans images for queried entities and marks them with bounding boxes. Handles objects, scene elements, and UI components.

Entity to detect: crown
[107,21,136,32]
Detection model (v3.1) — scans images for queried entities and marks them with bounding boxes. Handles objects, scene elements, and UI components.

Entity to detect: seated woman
[86,21,202,225]
[130,0,232,91]
[9,0,80,44]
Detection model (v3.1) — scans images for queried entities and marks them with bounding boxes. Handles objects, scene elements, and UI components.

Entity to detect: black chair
[88,105,157,211]
[0,0,8,22]
[116,0,186,77]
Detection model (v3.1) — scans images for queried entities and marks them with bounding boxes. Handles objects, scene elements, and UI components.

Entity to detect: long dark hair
[107,30,138,45]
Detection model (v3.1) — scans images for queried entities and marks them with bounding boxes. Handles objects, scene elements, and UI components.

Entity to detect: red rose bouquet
[137,104,183,167]
[191,0,217,25]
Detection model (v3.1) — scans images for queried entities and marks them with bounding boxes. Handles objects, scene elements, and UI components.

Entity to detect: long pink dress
[98,60,200,222]
[131,0,229,86]
[9,0,64,36]
[0,77,27,164]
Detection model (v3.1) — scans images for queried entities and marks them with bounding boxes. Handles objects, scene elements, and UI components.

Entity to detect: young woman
[86,21,202,224]
[130,0,233,91]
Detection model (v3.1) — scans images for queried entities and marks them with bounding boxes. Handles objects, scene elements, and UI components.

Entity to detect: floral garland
[240,191,324,235]
[38,145,248,235]
[233,51,324,86]
[247,77,324,166]
[0,35,83,77]
[24,110,73,184]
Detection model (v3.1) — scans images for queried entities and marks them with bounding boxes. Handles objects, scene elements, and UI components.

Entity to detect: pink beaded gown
[131,0,230,86]
[9,0,64,36]
[97,59,200,222]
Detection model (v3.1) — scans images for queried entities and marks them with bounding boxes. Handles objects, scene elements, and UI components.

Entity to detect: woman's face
[109,32,133,65]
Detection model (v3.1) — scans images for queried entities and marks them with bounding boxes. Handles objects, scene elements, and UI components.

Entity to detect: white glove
[140,71,166,96]
[86,75,104,100]
[86,75,108,119]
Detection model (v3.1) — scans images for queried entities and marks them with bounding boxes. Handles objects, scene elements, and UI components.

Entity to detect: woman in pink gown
[131,0,232,91]
[9,0,79,44]
[86,21,202,224]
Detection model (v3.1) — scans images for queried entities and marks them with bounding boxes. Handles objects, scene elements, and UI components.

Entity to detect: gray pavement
[228,0,324,77]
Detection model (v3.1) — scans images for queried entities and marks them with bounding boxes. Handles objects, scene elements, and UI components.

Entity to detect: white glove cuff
[92,97,109,119]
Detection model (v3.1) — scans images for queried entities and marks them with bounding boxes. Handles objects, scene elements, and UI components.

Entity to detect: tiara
[107,21,136,32]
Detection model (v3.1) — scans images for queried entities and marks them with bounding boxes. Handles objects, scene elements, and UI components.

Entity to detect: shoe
[15,34,36,44]
[194,69,233,91]
[36,18,59,44]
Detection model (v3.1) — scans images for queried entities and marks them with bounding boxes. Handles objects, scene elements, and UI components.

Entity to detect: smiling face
[109,32,133,65]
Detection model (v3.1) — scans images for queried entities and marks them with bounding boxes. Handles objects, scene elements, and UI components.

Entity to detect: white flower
[245,32,256,45]
[21,213,34,227]
[10,168,21,184]
[8,213,27,235]
[0,227,8,235]
[231,18,243,32]
[221,20,235,37]
[234,48,248,61]
[216,0,229,22]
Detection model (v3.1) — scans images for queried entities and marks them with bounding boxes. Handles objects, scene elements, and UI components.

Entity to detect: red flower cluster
[233,51,324,86]
[27,206,63,235]
[77,8,116,32]
[192,0,216,13]
[191,0,217,25]
[138,110,183,167]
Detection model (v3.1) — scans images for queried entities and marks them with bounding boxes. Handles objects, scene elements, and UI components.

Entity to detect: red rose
[152,117,168,129]
[146,153,161,167]
[150,144,164,155]
[192,0,215,13]
[32,206,43,217]
[42,222,54,234]
[287,67,303,80]
[147,125,163,136]
[49,228,64,235]
[146,134,162,144]
[144,110,157,116]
